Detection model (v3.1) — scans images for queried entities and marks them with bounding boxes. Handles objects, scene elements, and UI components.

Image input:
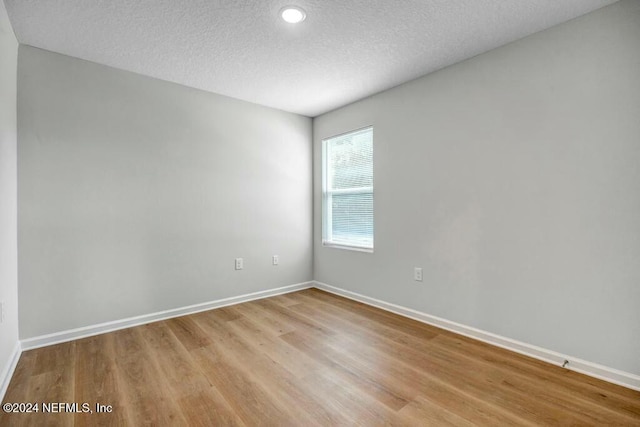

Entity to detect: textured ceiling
[5,0,618,117]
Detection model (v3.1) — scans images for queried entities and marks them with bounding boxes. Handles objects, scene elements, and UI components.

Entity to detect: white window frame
[322,126,374,252]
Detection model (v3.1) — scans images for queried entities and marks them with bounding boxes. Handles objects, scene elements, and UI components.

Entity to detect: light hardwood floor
[2,288,639,426]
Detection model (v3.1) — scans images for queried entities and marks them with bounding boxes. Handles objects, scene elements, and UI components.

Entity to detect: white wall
[314,0,640,376]
[18,46,312,339]
[0,0,19,395]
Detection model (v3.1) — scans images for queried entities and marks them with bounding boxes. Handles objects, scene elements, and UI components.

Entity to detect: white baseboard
[21,281,314,351]
[313,281,640,392]
[1,341,22,402]
[13,280,640,393]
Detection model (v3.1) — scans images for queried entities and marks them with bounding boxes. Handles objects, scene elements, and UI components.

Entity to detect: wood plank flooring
[2,288,639,426]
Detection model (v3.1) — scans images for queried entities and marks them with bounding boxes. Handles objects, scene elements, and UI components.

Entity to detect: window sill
[322,242,374,253]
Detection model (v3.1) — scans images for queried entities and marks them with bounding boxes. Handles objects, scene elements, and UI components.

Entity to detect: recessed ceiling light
[280,6,306,24]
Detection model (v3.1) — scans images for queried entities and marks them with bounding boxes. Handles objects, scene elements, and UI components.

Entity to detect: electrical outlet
[235,258,243,270]
[414,267,423,282]
[272,255,279,265]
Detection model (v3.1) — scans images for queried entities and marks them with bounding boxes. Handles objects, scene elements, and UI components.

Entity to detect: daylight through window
[322,127,373,251]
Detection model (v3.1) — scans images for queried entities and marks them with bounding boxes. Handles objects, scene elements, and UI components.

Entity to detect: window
[322,126,373,251]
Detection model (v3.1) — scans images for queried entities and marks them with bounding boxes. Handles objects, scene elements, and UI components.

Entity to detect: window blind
[323,127,373,250]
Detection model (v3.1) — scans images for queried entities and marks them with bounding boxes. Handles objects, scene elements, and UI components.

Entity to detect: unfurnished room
[1,0,639,425]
